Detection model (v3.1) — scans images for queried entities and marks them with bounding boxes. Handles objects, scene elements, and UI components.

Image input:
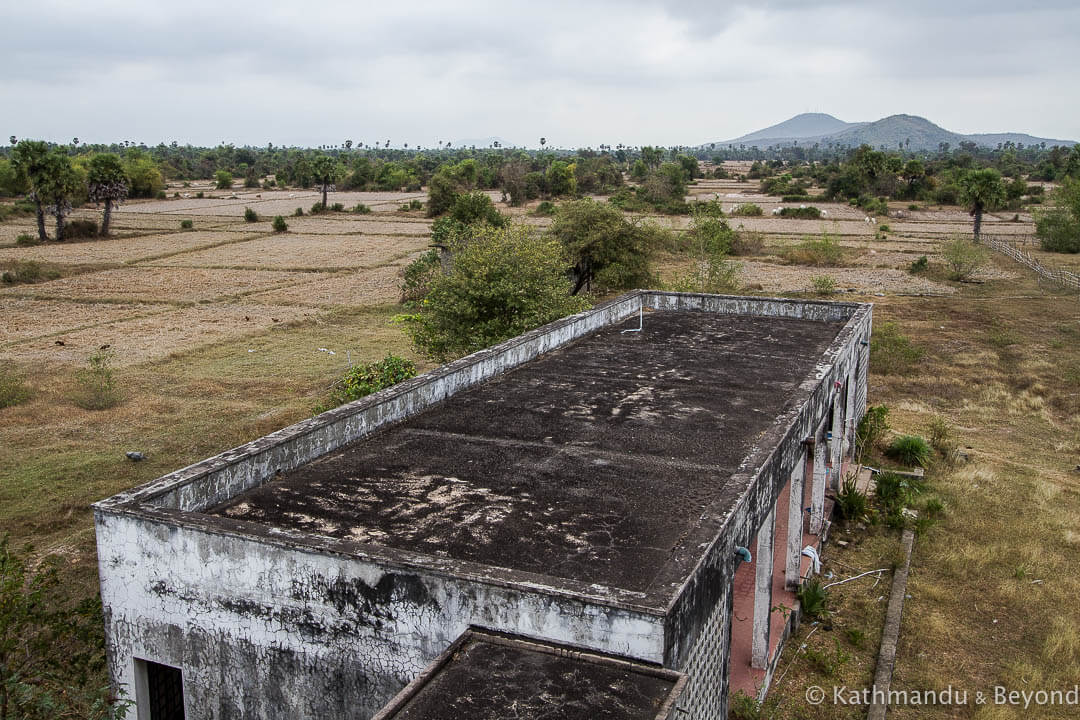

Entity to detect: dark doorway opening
[141,660,185,720]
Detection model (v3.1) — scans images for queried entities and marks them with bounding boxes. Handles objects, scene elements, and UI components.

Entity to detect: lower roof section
[208,311,842,594]
[371,629,686,720]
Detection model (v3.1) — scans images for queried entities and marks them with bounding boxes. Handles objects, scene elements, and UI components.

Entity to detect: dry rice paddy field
[1,177,1078,718]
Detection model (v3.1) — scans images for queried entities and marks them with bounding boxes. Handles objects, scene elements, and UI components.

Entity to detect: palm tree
[88,153,128,236]
[958,168,1006,241]
[310,154,338,209]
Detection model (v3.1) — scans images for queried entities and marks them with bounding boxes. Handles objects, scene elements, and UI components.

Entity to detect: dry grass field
[1,179,1078,718]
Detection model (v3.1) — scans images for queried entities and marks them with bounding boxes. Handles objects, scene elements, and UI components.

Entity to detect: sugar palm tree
[88,153,128,236]
[958,168,1006,241]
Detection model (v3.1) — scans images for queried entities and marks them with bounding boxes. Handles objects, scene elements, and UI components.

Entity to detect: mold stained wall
[96,513,666,719]
[655,294,871,719]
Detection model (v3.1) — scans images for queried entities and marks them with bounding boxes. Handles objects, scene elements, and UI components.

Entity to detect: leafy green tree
[449,191,507,228]
[675,154,699,181]
[641,146,664,169]
[545,161,576,197]
[214,169,233,190]
[311,154,340,209]
[549,199,662,295]
[122,149,164,198]
[0,158,22,197]
[1035,178,1080,253]
[87,154,127,236]
[401,224,589,361]
[638,162,687,209]
[10,141,52,240]
[958,168,1006,240]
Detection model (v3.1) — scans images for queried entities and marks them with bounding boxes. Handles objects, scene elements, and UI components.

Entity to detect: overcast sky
[3,0,1078,149]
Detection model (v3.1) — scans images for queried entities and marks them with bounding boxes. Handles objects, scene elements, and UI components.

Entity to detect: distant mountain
[726,113,864,145]
[708,113,1075,151]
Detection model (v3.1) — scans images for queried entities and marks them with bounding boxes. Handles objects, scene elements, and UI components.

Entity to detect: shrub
[243,207,259,223]
[406,199,423,211]
[533,200,556,216]
[400,249,442,307]
[0,367,31,408]
[71,351,122,410]
[878,223,891,232]
[330,202,345,212]
[155,190,166,200]
[870,322,923,375]
[797,578,828,620]
[779,206,822,219]
[15,233,40,246]
[729,203,763,217]
[730,229,764,256]
[244,175,259,188]
[782,233,844,266]
[195,191,204,199]
[61,219,98,239]
[856,404,890,455]
[214,170,233,189]
[940,234,988,281]
[400,224,590,362]
[886,434,932,468]
[272,215,288,233]
[352,203,372,214]
[180,219,194,230]
[1,260,59,285]
[875,470,926,526]
[1035,179,1080,253]
[908,204,920,211]
[781,194,813,203]
[836,474,867,522]
[908,255,928,274]
[926,415,953,456]
[310,202,326,214]
[317,355,417,412]
[727,690,779,720]
[294,207,304,216]
[857,195,890,216]
[811,275,837,295]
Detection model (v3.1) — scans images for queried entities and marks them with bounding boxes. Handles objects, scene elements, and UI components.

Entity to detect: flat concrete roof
[208,311,842,595]
[371,629,685,720]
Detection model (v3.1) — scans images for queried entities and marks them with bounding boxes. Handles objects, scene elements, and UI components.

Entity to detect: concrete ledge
[868,529,916,720]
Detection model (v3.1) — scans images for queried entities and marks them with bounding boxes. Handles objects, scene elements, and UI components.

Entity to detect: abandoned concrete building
[94,290,871,719]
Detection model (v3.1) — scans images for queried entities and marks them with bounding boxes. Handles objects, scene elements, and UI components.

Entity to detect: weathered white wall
[96,512,665,719]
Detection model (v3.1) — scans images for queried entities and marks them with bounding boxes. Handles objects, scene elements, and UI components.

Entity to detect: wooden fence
[979,234,1080,292]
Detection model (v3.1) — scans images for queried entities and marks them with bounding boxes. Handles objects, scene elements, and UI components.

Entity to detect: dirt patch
[738,260,955,295]
[0,222,41,244]
[0,297,160,345]
[247,264,411,307]
[217,216,432,236]
[144,234,429,271]
[3,302,321,367]
[0,231,258,266]
[119,190,428,218]
[0,266,308,304]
